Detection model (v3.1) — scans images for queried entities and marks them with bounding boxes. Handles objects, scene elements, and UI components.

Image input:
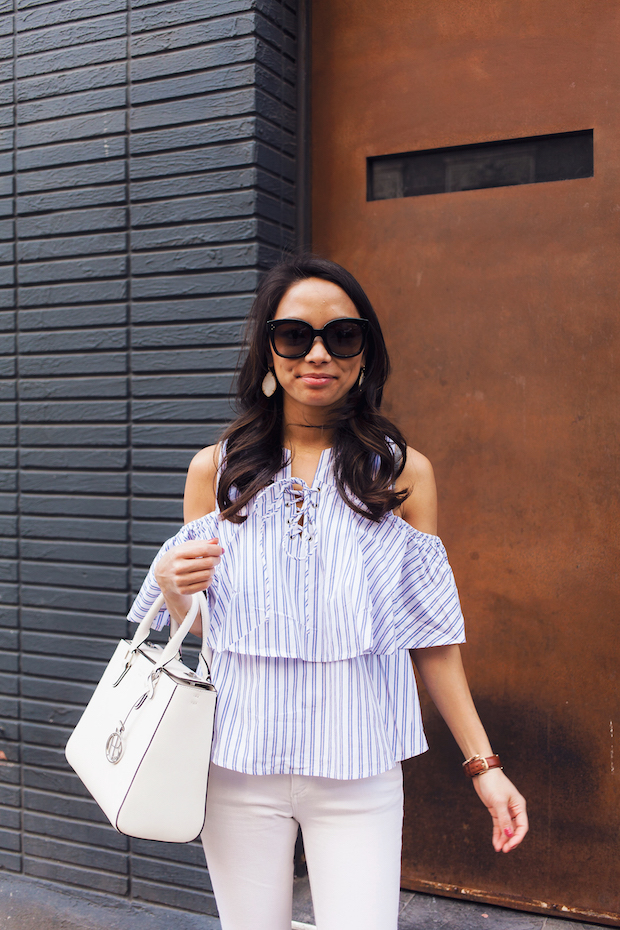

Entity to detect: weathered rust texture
[311,0,620,922]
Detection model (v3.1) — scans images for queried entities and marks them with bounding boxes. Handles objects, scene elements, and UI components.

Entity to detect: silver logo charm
[106,729,124,764]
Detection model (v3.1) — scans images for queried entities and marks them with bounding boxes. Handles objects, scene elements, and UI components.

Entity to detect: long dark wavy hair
[218,255,408,522]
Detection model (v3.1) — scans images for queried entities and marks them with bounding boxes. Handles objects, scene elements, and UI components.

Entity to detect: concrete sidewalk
[292,877,610,930]
[0,871,610,930]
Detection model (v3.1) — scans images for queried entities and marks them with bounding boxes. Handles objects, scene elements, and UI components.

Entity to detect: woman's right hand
[153,537,223,630]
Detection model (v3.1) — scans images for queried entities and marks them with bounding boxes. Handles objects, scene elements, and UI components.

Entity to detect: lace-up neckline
[279,447,331,559]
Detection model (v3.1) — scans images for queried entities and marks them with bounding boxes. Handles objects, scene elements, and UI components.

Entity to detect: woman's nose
[305,336,331,361]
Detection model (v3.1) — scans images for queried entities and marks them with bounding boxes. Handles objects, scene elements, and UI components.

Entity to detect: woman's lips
[298,374,336,386]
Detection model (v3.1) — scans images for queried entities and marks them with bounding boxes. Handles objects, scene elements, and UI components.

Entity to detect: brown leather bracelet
[462,753,503,778]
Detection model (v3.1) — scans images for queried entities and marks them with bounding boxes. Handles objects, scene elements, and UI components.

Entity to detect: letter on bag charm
[106,727,124,764]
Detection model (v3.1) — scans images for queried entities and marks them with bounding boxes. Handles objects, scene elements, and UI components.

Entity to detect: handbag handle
[169,591,214,676]
[129,592,211,673]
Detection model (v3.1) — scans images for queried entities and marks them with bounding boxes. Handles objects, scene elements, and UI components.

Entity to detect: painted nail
[504,827,514,838]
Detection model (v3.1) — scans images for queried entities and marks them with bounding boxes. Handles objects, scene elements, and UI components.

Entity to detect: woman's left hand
[471,768,528,852]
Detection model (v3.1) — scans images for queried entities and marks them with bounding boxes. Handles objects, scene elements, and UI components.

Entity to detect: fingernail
[220,547,225,554]
[504,827,514,838]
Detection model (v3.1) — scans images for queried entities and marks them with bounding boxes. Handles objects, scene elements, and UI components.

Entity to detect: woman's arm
[398,446,528,852]
[410,644,528,852]
[152,444,222,636]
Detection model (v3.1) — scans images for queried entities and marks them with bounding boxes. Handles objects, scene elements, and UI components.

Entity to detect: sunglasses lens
[272,321,312,357]
[324,320,365,357]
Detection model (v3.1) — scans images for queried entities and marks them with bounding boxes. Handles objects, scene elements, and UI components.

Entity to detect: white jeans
[201,763,404,930]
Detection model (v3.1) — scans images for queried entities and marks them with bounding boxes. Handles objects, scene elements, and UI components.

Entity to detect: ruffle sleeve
[386,527,466,650]
[127,512,220,631]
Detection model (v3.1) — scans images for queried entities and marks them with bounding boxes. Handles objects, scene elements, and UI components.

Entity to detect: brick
[20,560,128,590]
[18,354,127,377]
[19,305,128,330]
[131,189,254,226]
[0,848,21,870]
[131,0,251,31]
[19,424,129,447]
[131,13,253,58]
[20,652,114,685]
[19,228,128,259]
[131,295,252,324]
[17,109,126,147]
[130,116,255,154]
[24,856,128,895]
[16,14,127,57]
[22,630,124,661]
[132,397,233,422]
[23,788,106,823]
[0,807,20,830]
[132,877,218,917]
[18,187,127,218]
[130,88,254,132]
[132,423,222,449]
[20,473,128,495]
[0,828,21,852]
[132,837,206,867]
[23,811,128,850]
[132,373,233,397]
[22,699,83,727]
[22,769,90,800]
[131,472,185,496]
[18,87,127,124]
[16,38,127,79]
[23,834,128,874]
[20,376,127,400]
[132,321,244,348]
[20,606,126,636]
[21,678,97,706]
[131,61,254,102]
[132,243,257,276]
[130,167,254,202]
[20,447,128,469]
[130,218,255,250]
[19,280,128,307]
[0,783,20,806]
[17,61,127,102]
[20,515,128,542]
[130,141,253,178]
[17,320,119,350]
[16,138,126,172]
[131,346,240,372]
[18,0,127,31]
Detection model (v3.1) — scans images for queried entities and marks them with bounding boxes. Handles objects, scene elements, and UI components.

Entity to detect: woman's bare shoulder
[394,446,438,535]
[184,443,220,522]
[398,446,434,481]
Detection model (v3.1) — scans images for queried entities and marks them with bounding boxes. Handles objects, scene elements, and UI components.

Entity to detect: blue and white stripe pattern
[128,448,465,779]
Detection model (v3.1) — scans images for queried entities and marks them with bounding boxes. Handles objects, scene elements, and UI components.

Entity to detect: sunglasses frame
[266,317,369,359]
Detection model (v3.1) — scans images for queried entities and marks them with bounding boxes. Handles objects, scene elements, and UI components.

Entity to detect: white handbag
[65,591,216,843]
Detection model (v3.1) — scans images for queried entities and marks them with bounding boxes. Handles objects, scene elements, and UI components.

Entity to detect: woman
[129,256,528,930]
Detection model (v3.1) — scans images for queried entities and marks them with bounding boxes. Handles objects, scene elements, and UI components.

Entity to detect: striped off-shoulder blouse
[128,447,465,779]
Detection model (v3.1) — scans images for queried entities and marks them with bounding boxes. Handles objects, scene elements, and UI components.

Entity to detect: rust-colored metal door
[311,1,620,923]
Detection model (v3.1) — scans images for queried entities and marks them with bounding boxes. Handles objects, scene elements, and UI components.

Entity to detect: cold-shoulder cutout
[184,443,220,523]
[394,446,437,535]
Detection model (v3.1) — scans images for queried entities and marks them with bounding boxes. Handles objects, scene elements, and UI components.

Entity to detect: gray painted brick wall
[0,0,298,915]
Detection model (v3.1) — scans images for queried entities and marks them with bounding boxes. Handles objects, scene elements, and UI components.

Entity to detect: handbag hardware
[65,590,217,843]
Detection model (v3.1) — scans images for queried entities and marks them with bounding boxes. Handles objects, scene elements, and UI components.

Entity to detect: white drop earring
[262,370,277,397]
[358,366,366,387]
